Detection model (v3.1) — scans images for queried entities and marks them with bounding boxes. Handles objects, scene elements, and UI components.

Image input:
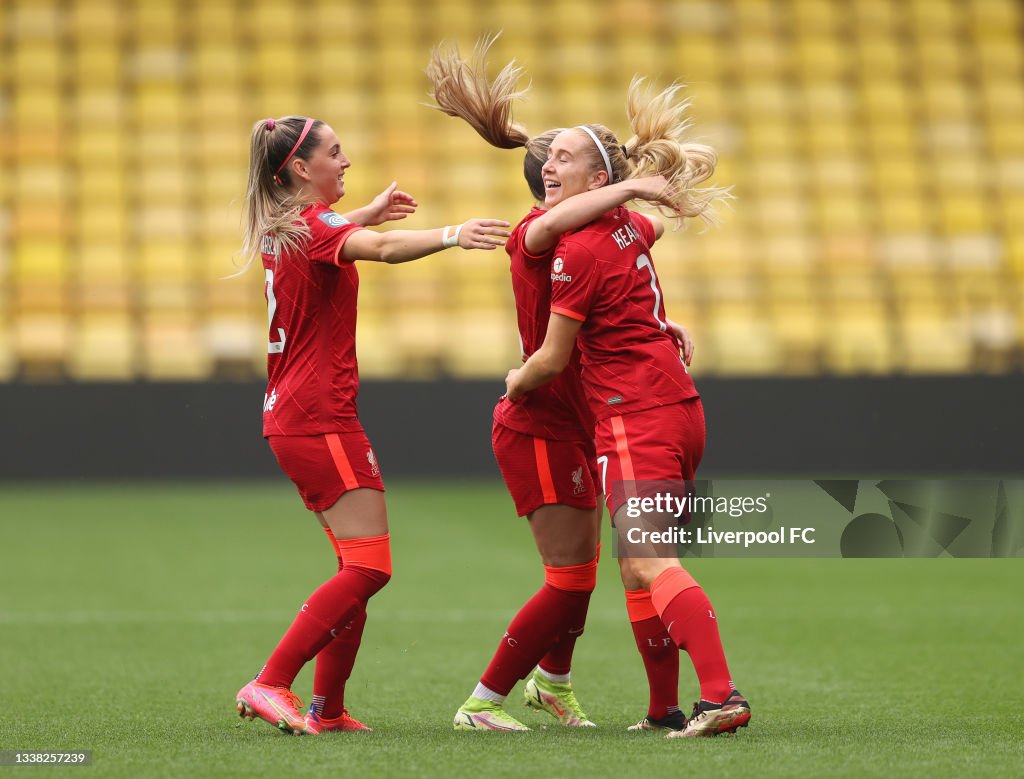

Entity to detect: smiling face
[541,129,610,208]
[288,123,351,204]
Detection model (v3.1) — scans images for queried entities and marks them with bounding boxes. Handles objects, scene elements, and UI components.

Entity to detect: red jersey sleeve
[506,208,552,263]
[306,208,364,266]
[549,240,599,322]
[631,212,656,246]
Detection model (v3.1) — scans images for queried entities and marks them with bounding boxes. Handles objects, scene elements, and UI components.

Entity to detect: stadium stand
[0,0,1021,379]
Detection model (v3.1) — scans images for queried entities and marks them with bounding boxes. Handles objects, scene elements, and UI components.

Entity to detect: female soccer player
[234,115,510,735]
[503,92,753,738]
[427,40,696,732]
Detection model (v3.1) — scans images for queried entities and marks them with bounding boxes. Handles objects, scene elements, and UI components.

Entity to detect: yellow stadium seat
[14,42,62,85]
[946,236,1002,270]
[980,80,1024,119]
[802,84,856,120]
[879,235,939,267]
[673,36,723,81]
[908,0,959,32]
[69,314,137,381]
[914,37,966,79]
[193,1,239,40]
[76,204,129,244]
[135,83,186,127]
[812,156,865,192]
[193,45,244,86]
[141,315,211,380]
[742,120,793,155]
[771,302,824,375]
[794,39,850,80]
[898,304,972,373]
[13,312,69,380]
[243,0,299,41]
[69,0,122,40]
[975,35,1024,76]
[860,83,915,120]
[136,129,186,163]
[734,36,788,79]
[851,0,902,30]
[706,304,781,375]
[938,194,993,234]
[870,157,923,192]
[794,0,844,31]
[814,195,868,233]
[824,302,893,374]
[761,234,817,269]
[443,308,520,378]
[877,198,930,233]
[921,80,975,120]
[821,234,874,268]
[131,2,180,44]
[854,35,906,78]
[806,122,858,156]
[77,243,131,288]
[9,1,60,40]
[14,163,69,203]
[732,0,781,31]
[73,44,122,84]
[986,120,1024,155]
[931,156,985,192]
[967,0,1020,31]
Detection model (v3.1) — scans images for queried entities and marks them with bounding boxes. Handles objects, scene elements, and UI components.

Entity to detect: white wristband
[442,223,464,249]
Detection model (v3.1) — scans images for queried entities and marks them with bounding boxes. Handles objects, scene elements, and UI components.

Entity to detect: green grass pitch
[1,482,1022,778]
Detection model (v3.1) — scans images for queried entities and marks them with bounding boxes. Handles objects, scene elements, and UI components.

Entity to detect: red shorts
[268,429,385,512]
[492,420,599,517]
[594,398,705,518]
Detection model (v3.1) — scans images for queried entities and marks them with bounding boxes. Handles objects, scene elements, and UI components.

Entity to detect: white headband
[575,125,613,182]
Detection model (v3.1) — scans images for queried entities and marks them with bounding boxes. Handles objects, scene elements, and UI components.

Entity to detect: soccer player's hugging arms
[240,114,510,273]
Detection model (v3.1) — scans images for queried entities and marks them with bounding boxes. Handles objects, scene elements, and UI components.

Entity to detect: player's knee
[544,554,598,593]
[338,533,392,594]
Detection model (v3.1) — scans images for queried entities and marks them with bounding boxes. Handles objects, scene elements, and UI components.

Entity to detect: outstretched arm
[341,219,511,264]
[505,312,583,399]
[524,176,672,255]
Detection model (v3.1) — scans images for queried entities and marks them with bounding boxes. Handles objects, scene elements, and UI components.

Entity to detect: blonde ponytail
[622,77,731,226]
[237,116,323,274]
[426,34,560,201]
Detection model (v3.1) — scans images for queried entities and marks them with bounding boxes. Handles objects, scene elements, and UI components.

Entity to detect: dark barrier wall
[1,377,1022,480]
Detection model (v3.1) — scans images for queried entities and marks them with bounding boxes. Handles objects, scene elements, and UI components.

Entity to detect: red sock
[481,557,597,695]
[258,534,391,690]
[537,591,591,676]
[650,567,733,704]
[310,527,368,719]
[625,589,680,719]
[539,548,598,676]
[311,606,367,718]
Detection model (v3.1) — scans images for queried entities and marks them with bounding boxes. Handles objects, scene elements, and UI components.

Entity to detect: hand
[630,175,680,211]
[666,318,694,366]
[360,182,418,226]
[505,368,524,400]
[458,219,511,250]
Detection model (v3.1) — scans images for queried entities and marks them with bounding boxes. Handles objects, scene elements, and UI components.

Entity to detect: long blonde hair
[426,35,559,201]
[238,116,324,272]
[574,77,730,226]
[427,36,729,226]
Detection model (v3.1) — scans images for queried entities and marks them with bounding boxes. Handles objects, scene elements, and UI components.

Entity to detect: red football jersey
[493,208,594,442]
[549,206,698,421]
[261,202,366,436]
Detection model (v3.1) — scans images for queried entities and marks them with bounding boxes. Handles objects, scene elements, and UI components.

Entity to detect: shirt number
[596,455,609,496]
[635,254,667,332]
[265,268,287,354]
